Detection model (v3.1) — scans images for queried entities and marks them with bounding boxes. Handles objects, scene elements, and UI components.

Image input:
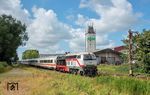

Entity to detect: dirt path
[0,68,33,77]
[0,68,34,95]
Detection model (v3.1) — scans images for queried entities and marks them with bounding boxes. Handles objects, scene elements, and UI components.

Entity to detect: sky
[0,0,150,59]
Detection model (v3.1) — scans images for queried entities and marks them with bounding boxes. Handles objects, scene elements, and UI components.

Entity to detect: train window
[66,55,77,58]
[30,60,37,63]
[67,62,70,65]
[41,60,51,63]
[48,60,50,63]
[73,55,77,58]
[76,55,81,59]
[45,60,52,63]
[40,60,44,63]
[83,54,96,60]
[67,62,69,65]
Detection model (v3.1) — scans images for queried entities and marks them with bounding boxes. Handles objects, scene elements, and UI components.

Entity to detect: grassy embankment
[98,64,146,75]
[0,65,149,95]
[0,62,12,73]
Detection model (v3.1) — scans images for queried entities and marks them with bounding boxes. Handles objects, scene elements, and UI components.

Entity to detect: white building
[93,49,122,65]
[85,25,96,52]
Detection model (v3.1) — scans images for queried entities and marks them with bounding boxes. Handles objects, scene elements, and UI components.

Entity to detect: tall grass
[0,62,12,73]
[98,64,145,74]
[29,69,150,95]
[96,76,150,95]
[0,66,149,95]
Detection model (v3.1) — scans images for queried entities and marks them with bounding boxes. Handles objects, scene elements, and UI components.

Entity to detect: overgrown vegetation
[135,30,150,73]
[122,29,150,74]
[0,62,12,73]
[98,64,145,75]
[96,76,150,95]
[0,67,149,95]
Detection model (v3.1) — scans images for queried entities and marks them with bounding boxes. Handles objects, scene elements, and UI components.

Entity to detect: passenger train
[20,52,98,76]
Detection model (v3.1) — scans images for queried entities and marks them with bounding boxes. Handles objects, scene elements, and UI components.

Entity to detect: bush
[0,62,12,73]
[143,54,150,74]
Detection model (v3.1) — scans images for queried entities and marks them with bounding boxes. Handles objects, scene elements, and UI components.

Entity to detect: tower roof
[87,26,95,34]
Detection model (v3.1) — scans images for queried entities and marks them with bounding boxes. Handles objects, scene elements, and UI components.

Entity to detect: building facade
[85,25,96,52]
[93,49,122,65]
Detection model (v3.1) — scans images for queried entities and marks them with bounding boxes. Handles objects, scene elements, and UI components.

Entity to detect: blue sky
[0,0,150,59]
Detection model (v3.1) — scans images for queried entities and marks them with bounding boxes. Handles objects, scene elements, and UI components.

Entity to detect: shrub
[0,62,12,73]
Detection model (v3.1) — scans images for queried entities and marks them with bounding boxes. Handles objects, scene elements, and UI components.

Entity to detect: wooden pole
[128,29,133,76]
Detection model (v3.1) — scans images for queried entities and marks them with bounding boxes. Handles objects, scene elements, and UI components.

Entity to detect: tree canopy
[0,14,28,63]
[135,30,150,73]
[22,50,39,59]
[122,29,150,73]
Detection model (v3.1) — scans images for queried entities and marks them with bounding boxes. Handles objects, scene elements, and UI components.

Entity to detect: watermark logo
[7,82,18,91]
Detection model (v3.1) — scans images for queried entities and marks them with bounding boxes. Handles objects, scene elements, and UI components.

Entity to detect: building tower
[85,25,96,52]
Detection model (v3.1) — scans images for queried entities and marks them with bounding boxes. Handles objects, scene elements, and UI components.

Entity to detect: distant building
[85,25,96,52]
[113,46,128,54]
[93,48,122,65]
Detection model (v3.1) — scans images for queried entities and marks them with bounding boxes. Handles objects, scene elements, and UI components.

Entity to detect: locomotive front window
[83,54,96,60]
[76,55,81,59]
[91,54,96,60]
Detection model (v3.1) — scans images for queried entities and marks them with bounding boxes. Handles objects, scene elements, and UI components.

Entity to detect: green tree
[22,50,39,59]
[0,14,28,63]
[120,53,128,63]
[135,30,150,73]
[122,29,150,73]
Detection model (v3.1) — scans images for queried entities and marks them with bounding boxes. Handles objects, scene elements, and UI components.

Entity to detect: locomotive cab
[56,56,68,72]
[82,54,97,76]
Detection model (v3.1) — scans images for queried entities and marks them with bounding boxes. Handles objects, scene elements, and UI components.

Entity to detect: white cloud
[73,0,141,50]
[96,35,114,49]
[27,7,72,53]
[0,0,72,54]
[69,28,85,52]
[75,14,89,26]
[0,0,142,57]
[0,0,30,24]
[79,0,141,32]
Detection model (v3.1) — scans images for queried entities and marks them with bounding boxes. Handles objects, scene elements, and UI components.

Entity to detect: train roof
[66,52,94,56]
[21,56,58,61]
[38,56,58,60]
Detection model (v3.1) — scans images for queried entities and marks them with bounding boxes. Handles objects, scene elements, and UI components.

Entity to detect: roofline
[66,52,94,56]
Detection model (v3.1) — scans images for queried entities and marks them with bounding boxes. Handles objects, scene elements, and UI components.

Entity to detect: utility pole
[128,29,133,76]
[128,29,139,76]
